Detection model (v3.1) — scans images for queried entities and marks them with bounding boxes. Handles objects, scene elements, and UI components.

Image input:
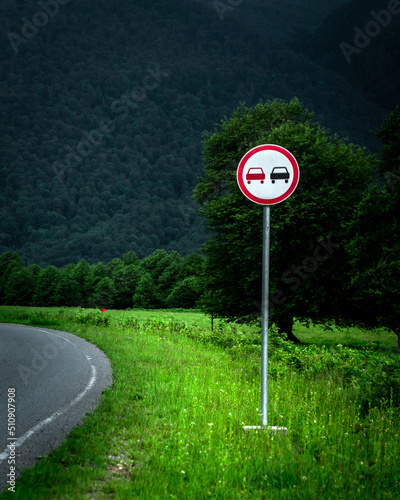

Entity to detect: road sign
[237,144,300,205]
[237,144,299,432]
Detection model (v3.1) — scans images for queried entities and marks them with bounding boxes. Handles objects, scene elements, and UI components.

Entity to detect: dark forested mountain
[0,0,396,266]
[295,0,400,111]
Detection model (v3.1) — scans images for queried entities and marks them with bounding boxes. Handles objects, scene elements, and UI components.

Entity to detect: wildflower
[302,476,307,481]
[181,470,185,474]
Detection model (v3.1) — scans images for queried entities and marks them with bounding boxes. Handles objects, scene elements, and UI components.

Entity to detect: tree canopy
[345,107,400,351]
[193,98,376,342]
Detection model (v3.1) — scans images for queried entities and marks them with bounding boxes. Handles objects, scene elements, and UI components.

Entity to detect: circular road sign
[237,144,300,205]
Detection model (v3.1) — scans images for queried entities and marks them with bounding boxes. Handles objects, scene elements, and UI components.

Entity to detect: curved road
[0,324,113,492]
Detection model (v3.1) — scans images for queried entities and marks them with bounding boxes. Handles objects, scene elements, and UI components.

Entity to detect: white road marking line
[35,328,86,352]
[0,365,97,464]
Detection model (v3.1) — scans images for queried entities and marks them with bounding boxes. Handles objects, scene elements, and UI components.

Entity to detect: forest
[0,248,204,310]
[1,0,398,266]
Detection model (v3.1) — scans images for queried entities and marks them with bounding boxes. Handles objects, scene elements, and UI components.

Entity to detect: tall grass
[0,306,399,499]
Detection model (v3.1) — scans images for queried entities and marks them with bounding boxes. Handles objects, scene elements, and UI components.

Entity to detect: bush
[354,358,400,415]
[75,308,111,326]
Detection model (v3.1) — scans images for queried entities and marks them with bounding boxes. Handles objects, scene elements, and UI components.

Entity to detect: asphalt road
[0,324,113,492]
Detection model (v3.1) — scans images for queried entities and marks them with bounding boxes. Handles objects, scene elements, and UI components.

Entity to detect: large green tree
[346,107,400,352]
[193,98,375,342]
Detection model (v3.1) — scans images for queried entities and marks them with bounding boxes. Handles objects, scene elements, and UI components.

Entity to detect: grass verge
[0,306,399,499]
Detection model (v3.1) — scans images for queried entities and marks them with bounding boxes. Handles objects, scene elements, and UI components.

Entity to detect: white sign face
[237,144,300,205]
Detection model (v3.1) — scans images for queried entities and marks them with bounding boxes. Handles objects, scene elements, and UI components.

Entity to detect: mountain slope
[294,0,400,110]
[0,0,390,266]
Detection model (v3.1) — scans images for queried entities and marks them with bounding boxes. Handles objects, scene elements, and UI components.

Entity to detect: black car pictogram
[270,166,290,183]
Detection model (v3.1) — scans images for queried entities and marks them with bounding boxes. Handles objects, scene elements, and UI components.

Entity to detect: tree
[54,264,81,306]
[157,252,183,306]
[72,259,92,306]
[166,276,200,309]
[139,249,183,306]
[110,262,140,309]
[33,265,61,306]
[4,266,35,305]
[193,98,375,342]
[346,107,400,352]
[0,252,23,304]
[181,252,204,278]
[90,262,109,288]
[92,277,116,309]
[121,250,139,266]
[132,272,160,309]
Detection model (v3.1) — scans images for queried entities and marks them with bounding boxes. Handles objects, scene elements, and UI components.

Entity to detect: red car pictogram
[246,167,265,184]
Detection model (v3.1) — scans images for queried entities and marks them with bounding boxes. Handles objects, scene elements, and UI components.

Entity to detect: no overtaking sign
[237,144,299,205]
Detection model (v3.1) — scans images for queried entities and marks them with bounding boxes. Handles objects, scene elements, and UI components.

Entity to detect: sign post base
[243,426,288,435]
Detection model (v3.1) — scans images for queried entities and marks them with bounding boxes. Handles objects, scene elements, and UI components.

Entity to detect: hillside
[0,0,393,266]
[295,0,400,110]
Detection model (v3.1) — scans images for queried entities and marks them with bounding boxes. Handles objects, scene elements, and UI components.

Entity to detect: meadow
[0,306,399,499]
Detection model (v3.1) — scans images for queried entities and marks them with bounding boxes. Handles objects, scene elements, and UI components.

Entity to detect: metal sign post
[261,205,270,427]
[237,144,299,433]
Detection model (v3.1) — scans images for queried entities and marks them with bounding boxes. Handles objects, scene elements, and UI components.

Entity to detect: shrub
[75,308,111,326]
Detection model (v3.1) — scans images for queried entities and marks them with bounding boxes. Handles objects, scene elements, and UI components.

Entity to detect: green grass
[294,322,397,351]
[0,306,399,499]
[1,306,397,350]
